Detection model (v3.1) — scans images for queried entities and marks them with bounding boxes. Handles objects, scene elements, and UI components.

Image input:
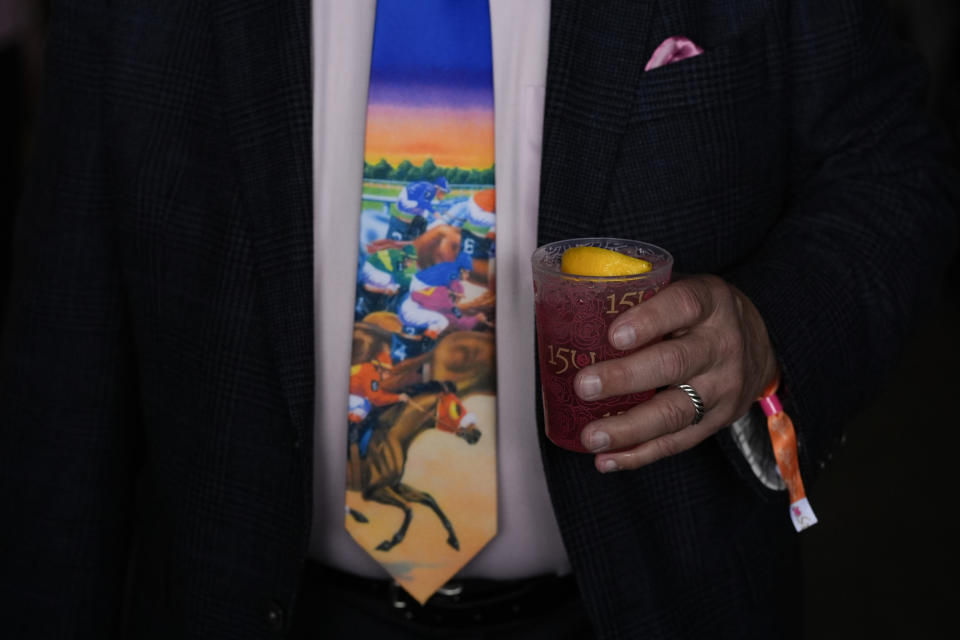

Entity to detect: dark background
[800,2,960,637]
[1,1,958,637]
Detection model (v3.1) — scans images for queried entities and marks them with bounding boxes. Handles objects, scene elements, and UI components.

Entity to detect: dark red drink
[532,239,673,452]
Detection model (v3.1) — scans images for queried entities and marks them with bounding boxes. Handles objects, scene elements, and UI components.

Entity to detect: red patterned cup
[532,238,673,452]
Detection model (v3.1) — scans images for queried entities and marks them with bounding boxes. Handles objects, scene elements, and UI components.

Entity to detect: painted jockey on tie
[456,189,495,261]
[387,176,450,241]
[347,359,411,458]
[397,253,486,349]
[355,244,418,319]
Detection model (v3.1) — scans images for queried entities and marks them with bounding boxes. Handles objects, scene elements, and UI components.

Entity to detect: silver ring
[675,384,705,425]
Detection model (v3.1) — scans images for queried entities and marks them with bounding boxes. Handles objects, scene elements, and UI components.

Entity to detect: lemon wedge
[561,246,653,276]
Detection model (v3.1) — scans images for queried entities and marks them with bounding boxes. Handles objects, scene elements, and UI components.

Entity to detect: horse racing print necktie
[345,0,497,605]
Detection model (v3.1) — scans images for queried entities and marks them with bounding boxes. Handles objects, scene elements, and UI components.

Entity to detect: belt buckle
[388,580,464,606]
[436,582,463,598]
[388,580,465,618]
[388,581,409,611]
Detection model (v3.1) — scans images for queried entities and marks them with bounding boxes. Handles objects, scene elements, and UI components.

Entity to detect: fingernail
[611,325,636,350]
[578,374,602,399]
[598,458,619,473]
[585,430,610,452]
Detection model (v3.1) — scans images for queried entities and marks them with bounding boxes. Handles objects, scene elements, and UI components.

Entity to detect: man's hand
[573,275,777,472]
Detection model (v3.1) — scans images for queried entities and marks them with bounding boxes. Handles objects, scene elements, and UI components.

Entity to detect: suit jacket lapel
[213,0,314,446]
[539,0,658,245]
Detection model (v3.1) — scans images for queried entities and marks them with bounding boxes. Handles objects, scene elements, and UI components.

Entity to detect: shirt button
[266,601,286,631]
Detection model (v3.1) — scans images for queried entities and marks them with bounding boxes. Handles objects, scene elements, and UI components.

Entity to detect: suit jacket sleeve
[0,2,139,636]
[723,0,958,482]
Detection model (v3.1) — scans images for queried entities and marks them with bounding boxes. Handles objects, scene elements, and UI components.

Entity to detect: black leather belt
[300,561,580,628]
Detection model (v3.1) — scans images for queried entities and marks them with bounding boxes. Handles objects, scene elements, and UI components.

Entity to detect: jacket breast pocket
[636,25,770,119]
[607,21,786,271]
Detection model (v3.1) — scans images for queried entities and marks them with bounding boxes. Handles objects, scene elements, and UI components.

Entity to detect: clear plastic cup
[532,238,673,452]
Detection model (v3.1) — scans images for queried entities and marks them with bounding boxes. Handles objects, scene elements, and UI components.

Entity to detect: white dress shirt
[309,0,571,579]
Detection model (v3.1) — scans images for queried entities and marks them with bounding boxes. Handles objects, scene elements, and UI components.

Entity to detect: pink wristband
[758,393,782,417]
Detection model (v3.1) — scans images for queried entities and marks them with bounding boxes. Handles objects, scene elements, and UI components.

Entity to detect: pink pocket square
[644,36,704,71]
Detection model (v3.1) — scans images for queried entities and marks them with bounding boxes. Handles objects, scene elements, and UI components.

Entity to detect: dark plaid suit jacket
[1,0,956,638]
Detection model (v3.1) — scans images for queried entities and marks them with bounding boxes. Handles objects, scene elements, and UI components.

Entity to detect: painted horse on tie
[346,383,482,552]
[352,315,496,398]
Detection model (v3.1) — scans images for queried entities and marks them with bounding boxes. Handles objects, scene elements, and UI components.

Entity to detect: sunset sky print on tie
[364,0,494,172]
